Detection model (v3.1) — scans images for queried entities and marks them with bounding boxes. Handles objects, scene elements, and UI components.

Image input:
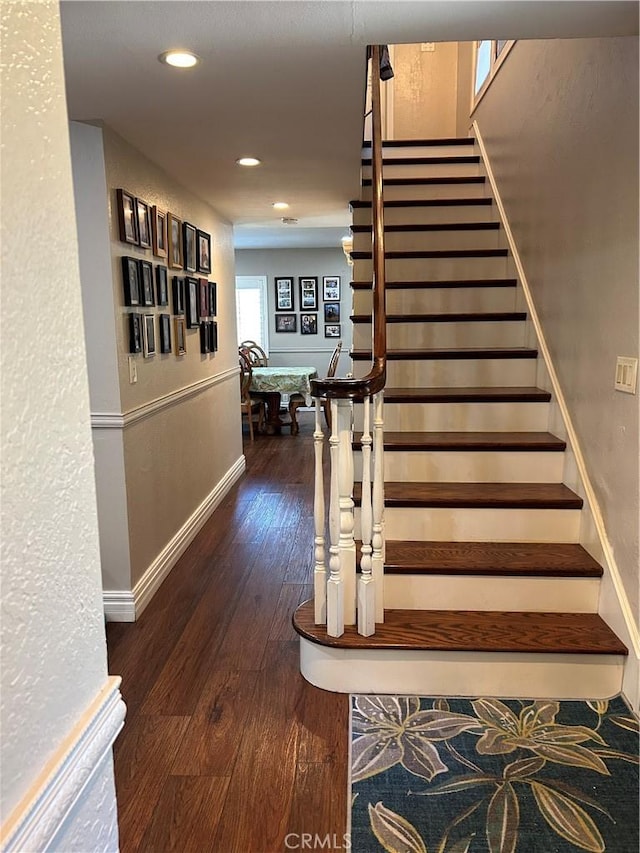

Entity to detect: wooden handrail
[312,45,386,401]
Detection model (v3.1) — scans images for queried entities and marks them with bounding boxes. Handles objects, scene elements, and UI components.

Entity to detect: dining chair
[288,341,342,435]
[239,340,268,367]
[239,351,265,441]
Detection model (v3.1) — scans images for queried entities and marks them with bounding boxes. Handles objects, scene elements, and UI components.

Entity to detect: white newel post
[357,395,375,636]
[313,399,327,624]
[372,391,385,622]
[337,398,356,625]
[326,399,344,636]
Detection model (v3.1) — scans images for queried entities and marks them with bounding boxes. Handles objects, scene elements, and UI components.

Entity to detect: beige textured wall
[456,42,474,136]
[473,37,639,621]
[393,42,458,138]
[101,127,242,586]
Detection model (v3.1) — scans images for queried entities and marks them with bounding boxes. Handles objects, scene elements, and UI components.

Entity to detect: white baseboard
[0,677,125,852]
[103,454,246,622]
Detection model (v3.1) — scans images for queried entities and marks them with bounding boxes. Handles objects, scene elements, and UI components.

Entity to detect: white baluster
[313,399,326,624]
[372,391,385,623]
[337,398,356,625]
[357,395,375,636]
[326,398,344,637]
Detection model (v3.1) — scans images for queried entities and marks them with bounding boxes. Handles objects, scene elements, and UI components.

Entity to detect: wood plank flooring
[106,412,348,853]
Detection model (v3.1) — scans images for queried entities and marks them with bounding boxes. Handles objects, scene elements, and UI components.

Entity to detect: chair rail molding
[0,677,125,853]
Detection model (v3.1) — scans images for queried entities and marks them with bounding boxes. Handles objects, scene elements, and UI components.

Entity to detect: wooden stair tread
[293,602,627,655]
[384,386,552,403]
[351,312,527,324]
[371,541,603,577]
[353,481,583,509]
[352,279,517,290]
[352,347,538,360]
[352,248,508,259]
[362,155,480,166]
[351,222,500,233]
[362,176,485,186]
[374,138,476,147]
[351,198,492,209]
[353,431,566,451]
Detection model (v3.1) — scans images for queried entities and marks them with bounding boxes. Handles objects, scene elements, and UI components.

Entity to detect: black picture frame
[140,260,155,307]
[210,321,218,352]
[185,276,199,328]
[324,302,340,322]
[116,189,139,245]
[136,198,152,249]
[200,321,211,354]
[198,278,209,319]
[300,313,318,335]
[174,317,186,356]
[183,222,197,273]
[168,212,183,270]
[196,230,211,274]
[323,275,341,301]
[299,277,318,311]
[208,282,217,317]
[275,313,297,333]
[142,313,156,357]
[172,276,184,315]
[156,265,168,306]
[151,206,168,258]
[275,277,294,311]
[325,324,341,338]
[122,256,140,306]
[128,313,142,353]
[159,313,172,353]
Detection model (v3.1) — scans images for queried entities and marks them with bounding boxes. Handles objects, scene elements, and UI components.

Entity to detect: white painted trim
[90,366,238,430]
[1,677,125,852]
[103,455,246,621]
[473,121,640,706]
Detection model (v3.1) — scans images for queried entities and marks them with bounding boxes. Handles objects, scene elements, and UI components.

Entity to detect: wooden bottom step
[354,482,583,509]
[384,386,551,403]
[353,432,566,452]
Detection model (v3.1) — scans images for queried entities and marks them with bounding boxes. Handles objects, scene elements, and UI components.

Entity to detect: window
[475,40,492,95]
[235,275,269,351]
[472,40,515,110]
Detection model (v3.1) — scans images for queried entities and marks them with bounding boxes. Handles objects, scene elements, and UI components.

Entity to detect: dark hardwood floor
[107,412,348,853]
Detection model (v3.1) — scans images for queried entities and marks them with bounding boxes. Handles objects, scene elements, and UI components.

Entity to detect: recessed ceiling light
[236,157,261,167]
[159,50,199,68]
[272,201,289,209]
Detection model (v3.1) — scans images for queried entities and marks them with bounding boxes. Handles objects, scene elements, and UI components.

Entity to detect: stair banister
[311,45,387,637]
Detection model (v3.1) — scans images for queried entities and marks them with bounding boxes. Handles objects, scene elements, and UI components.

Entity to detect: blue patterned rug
[350,695,639,853]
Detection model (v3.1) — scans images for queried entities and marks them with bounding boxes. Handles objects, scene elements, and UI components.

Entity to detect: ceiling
[60,1,638,250]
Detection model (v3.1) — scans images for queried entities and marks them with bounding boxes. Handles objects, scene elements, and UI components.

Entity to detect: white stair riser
[352,228,504,252]
[352,204,496,226]
[363,144,477,159]
[355,506,581,542]
[352,320,527,349]
[300,640,624,699]
[383,574,599,612]
[360,182,489,201]
[362,162,483,179]
[354,449,564,483]
[353,286,517,314]
[353,357,537,387]
[355,402,551,432]
[353,255,510,281]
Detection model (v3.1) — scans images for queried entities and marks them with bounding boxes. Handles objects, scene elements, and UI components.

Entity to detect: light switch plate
[421,42,435,52]
[614,356,637,394]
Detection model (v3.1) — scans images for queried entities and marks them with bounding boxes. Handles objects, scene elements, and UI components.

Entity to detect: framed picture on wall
[140,260,155,307]
[136,198,152,249]
[275,277,294,311]
[156,265,168,306]
[183,222,197,272]
[196,230,211,274]
[299,277,318,310]
[121,256,141,306]
[172,275,184,315]
[159,313,172,353]
[325,324,341,338]
[198,278,209,319]
[151,206,168,258]
[210,321,218,352]
[323,275,341,301]
[275,313,296,333]
[300,313,318,335]
[324,302,340,322]
[116,189,139,245]
[174,317,186,356]
[142,314,156,357]
[128,313,142,353]
[167,213,183,269]
[208,282,217,316]
[200,321,211,354]
[185,276,199,328]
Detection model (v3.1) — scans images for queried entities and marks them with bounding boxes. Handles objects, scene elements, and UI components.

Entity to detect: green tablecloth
[250,366,318,405]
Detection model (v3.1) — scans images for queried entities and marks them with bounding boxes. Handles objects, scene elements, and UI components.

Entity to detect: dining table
[249,365,318,434]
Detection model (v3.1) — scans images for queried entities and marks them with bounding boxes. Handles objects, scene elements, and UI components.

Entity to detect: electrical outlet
[614,356,637,394]
[128,355,137,384]
[421,42,435,52]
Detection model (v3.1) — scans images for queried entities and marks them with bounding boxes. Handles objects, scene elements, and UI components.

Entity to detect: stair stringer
[473,121,640,711]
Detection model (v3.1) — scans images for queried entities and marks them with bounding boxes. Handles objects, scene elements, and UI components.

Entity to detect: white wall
[473,38,639,623]
[1,1,119,848]
[235,248,352,378]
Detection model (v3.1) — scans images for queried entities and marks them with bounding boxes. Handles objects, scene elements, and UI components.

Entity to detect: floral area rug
[350,695,639,853]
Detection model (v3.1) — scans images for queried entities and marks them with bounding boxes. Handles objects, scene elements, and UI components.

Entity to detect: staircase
[293,137,627,699]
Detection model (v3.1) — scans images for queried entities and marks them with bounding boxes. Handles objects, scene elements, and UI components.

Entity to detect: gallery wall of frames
[273,274,342,339]
[116,188,218,358]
